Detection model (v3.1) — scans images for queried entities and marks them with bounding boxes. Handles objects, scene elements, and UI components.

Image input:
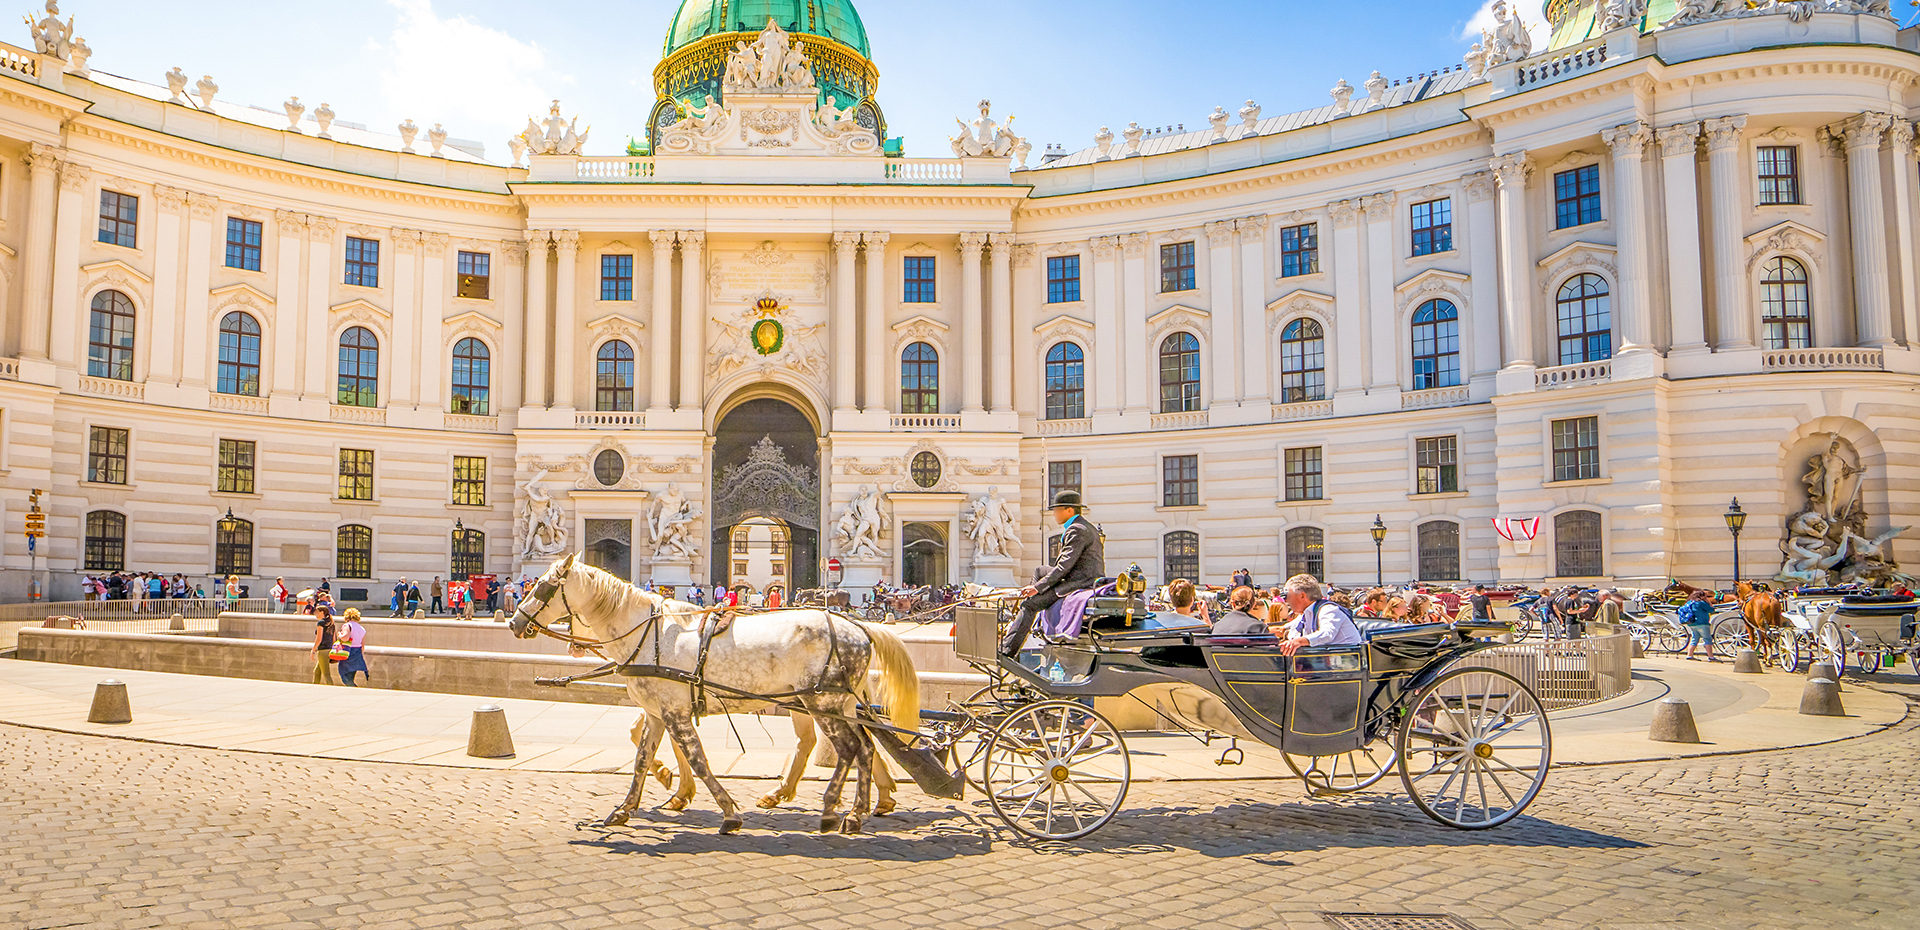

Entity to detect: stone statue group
[828,484,1020,563]
[516,469,701,563]
[1777,434,1909,587]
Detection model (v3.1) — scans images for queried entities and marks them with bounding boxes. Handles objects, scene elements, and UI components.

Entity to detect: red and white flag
[1492,516,1540,542]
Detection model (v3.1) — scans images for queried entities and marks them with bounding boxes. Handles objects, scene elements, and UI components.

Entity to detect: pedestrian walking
[270,577,289,613]
[1231,567,1253,589]
[130,573,146,613]
[310,606,340,685]
[390,578,407,617]
[405,580,422,617]
[1680,590,1718,661]
[430,576,444,614]
[225,575,241,610]
[337,608,369,686]
[1469,584,1494,622]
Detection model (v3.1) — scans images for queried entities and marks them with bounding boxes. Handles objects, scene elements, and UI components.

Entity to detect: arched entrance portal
[711,397,820,589]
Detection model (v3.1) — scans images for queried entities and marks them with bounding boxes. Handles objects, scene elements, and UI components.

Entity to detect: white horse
[509,555,920,834]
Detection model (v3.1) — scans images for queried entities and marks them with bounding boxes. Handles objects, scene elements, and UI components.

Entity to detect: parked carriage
[1774,590,1920,676]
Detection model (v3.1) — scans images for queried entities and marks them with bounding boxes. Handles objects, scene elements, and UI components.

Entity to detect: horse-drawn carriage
[1775,589,1920,676]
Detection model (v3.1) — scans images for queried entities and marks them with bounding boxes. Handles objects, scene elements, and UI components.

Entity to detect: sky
[40,1,1920,161]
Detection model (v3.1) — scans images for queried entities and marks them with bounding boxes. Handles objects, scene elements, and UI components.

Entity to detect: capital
[308,215,339,239]
[393,229,423,255]
[1889,119,1917,151]
[862,231,891,250]
[1328,198,1360,227]
[1489,152,1530,190]
[423,231,450,255]
[56,160,89,192]
[274,209,309,232]
[1090,235,1119,259]
[1702,115,1748,153]
[25,142,60,173]
[154,184,189,212]
[679,230,705,249]
[648,229,677,248]
[502,241,529,265]
[1236,214,1270,233]
[958,232,987,256]
[1655,122,1701,158]
[1844,112,1893,150]
[989,233,1014,256]
[833,231,862,252]
[1600,121,1652,158]
[1360,192,1396,221]
[1461,170,1495,202]
[1011,242,1037,267]
[1120,232,1147,256]
[1205,220,1236,246]
[187,192,219,219]
[524,229,552,248]
[552,230,580,251]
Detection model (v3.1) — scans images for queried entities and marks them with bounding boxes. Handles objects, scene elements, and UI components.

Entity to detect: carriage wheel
[1710,618,1749,658]
[1396,667,1551,830]
[1778,628,1803,673]
[981,700,1129,841]
[1657,628,1691,655]
[1283,742,1398,794]
[1909,650,1920,682]
[1816,620,1848,676]
[1855,649,1883,675]
[948,684,1019,794]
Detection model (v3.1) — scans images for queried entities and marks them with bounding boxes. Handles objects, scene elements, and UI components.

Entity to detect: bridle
[509,556,647,651]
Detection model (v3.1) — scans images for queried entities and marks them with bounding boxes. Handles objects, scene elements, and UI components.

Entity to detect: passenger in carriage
[1165,579,1210,626]
[997,490,1107,657]
[1356,589,1391,618]
[1209,586,1271,636]
[1276,574,1364,656]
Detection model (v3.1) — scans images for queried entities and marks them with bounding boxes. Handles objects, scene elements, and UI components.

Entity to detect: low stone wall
[216,612,567,656]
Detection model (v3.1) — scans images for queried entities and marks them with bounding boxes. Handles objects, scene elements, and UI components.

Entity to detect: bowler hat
[1049,490,1085,510]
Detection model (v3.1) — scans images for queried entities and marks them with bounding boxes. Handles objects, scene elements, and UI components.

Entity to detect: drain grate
[1323,915,1479,930]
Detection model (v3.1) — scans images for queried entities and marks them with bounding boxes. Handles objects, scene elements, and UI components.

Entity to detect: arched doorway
[902,522,949,587]
[711,397,820,589]
[727,517,792,593]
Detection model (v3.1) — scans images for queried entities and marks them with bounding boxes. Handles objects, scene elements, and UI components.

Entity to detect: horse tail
[858,622,921,734]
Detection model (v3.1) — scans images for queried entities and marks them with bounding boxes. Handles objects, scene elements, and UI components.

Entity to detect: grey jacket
[1037,516,1105,597]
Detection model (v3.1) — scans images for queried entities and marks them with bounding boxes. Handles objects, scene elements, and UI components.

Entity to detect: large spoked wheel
[1711,618,1750,658]
[1816,620,1848,676]
[1654,626,1691,655]
[1283,742,1398,795]
[1509,608,1536,640]
[1779,627,1803,672]
[981,700,1129,841]
[948,685,1019,794]
[1396,667,1551,830]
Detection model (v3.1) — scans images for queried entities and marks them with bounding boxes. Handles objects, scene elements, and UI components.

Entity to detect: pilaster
[148,185,188,388]
[1328,199,1365,397]
[1601,122,1658,358]
[1234,214,1269,413]
[270,210,308,406]
[1842,112,1894,347]
[678,230,706,411]
[1704,115,1752,350]
[958,232,986,414]
[389,229,422,406]
[499,240,527,414]
[1463,172,1501,383]
[832,231,861,414]
[989,234,1015,413]
[1360,192,1397,389]
[649,230,676,414]
[1204,220,1240,406]
[177,192,219,390]
[16,143,58,363]
[301,217,337,399]
[551,230,580,410]
[47,159,89,372]
[1119,232,1149,415]
[522,230,551,409]
[1888,120,1918,347]
[1089,236,1122,419]
[1009,242,1040,420]
[417,231,449,412]
[1490,152,1536,377]
[860,231,889,412]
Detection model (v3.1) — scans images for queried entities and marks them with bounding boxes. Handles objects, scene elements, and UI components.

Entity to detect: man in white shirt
[1277,574,1363,656]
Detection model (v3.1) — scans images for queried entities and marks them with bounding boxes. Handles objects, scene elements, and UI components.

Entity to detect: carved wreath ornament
[750,296,786,356]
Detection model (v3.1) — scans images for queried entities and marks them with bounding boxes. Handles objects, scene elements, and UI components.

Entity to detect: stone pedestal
[838,556,887,591]
[648,558,695,587]
[971,555,1020,587]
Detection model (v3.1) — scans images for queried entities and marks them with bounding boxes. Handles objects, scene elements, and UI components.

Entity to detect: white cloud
[1461,0,1551,45]
[372,0,570,155]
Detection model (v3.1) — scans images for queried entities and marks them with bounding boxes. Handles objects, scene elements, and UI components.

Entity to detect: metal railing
[1455,631,1633,711]
[0,598,272,624]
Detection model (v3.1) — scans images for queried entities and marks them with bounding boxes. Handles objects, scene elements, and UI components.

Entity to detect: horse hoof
[874,799,896,817]
[756,794,781,809]
[840,817,863,835]
[601,810,630,828]
[719,818,743,835]
[662,796,690,813]
[819,815,842,833]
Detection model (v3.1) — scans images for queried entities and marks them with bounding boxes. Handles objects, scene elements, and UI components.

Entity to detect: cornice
[510,184,1031,210]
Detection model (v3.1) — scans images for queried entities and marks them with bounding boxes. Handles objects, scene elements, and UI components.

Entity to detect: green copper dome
[664,0,871,60]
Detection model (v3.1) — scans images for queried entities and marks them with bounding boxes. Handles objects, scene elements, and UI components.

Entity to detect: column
[1009,243,1040,417]
[1703,115,1752,350]
[302,217,336,399]
[1888,120,1919,347]
[958,232,986,413]
[1090,236,1122,417]
[521,230,550,408]
[178,193,218,388]
[499,240,527,413]
[1602,121,1656,353]
[1464,172,1502,380]
[832,231,861,413]
[148,186,187,387]
[860,232,889,412]
[1656,122,1705,353]
[1490,153,1536,367]
[1120,233,1149,414]
[418,232,449,411]
[1361,193,1397,388]
[271,211,308,397]
[1235,215,1269,406]
[649,230,676,413]
[1204,220,1240,406]
[551,230,580,409]
[989,234,1014,413]
[16,144,57,360]
[389,230,421,407]
[677,231,705,410]
[1844,112,1894,347]
[1329,200,1365,394]
[47,159,89,369]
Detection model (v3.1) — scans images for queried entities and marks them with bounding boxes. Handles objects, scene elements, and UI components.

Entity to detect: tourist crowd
[78,572,250,610]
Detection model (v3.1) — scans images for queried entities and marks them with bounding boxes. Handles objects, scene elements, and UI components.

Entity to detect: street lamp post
[1369,515,1387,588]
[216,507,237,579]
[1723,497,1746,586]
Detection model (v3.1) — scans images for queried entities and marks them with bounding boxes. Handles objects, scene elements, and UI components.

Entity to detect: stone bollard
[493,610,506,623]
[412,609,426,620]
[1648,697,1701,743]
[467,705,515,758]
[168,613,186,631]
[1630,638,1646,659]
[88,680,132,724]
[1798,678,1846,717]
[1806,661,1838,682]
[1732,649,1762,674]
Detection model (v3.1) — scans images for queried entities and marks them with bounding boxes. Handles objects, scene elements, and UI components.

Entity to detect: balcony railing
[1150,409,1209,430]
[209,392,269,414]
[575,159,656,180]
[329,404,387,425]
[1515,36,1609,89]
[1763,347,1885,372]
[0,357,18,380]
[0,43,39,78]
[78,376,144,400]
[444,413,502,432]
[1401,384,1471,409]
[1271,399,1333,421]
[883,159,966,181]
[557,155,985,185]
[576,411,642,428]
[1535,359,1613,390]
[891,414,962,432]
[1036,417,1092,436]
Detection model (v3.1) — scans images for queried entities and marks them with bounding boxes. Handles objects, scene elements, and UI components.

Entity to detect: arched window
[595,340,635,412]
[85,510,126,571]
[450,337,491,416]
[451,528,485,578]
[900,342,939,414]
[1044,342,1085,420]
[1158,332,1200,413]
[1554,510,1604,578]
[1417,521,1461,582]
[1163,530,1200,582]
[88,289,137,381]
[1760,257,1811,350]
[1555,274,1612,365]
[1285,526,1324,580]
[216,311,262,396]
[1279,318,1326,403]
[336,326,379,408]
[1411,299,1461,390]
[215,515,254,577]
[336,525,373,579]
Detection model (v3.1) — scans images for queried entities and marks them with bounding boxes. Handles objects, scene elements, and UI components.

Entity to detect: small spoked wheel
[1779,628,1803,672]
[1816,620,1848,676]
[1855,649,1883,675]
[1711,618,1749,658]
[1396,667,1551,830]
[1283,742,1398,795]
[981,700,1129,841]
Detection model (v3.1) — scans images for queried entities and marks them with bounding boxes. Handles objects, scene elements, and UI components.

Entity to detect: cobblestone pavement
[3,684,1916,930]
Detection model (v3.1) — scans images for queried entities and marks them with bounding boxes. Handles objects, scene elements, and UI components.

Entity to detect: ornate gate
[710,436,821,587]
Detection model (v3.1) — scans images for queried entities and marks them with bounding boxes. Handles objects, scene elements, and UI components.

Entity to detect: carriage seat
[1840,592,1915,605]
[1358,620,1452,641]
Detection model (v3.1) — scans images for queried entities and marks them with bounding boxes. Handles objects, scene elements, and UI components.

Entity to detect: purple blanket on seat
[1038,582,1116,641]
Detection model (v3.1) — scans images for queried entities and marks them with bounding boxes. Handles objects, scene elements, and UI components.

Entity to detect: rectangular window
[338,448,375,501]
[1162,454,1199,508]
[343,236,380,288]
[1279,223,1319,277]
[1159,241,1196,293]
[1553,165,1603,229]
[1551,417,1601,482]
[452,455,487,507]
[224,218,263,271]
[1410,198,1453,256]
[1048,461,1082,502]
[217,439,256,495]
[733,561,749,576]
[903,256,936,303]
[456,251,491,300]
[1284,447,1323,502]
[1046,255,1081,303]
[600,254,634,301]
[87,426,130,485]
[98,191,138,248]
[734,538,749,555]
[1415,436,1458,495]
[1757,146,1800,205]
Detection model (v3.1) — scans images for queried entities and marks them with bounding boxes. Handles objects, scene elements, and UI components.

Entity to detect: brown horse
[1735,580,1786,662]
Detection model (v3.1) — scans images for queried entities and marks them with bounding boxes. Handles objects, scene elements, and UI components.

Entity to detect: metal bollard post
[88,680,132,724]
[467,705,515,758]
[1648,697,1701,743]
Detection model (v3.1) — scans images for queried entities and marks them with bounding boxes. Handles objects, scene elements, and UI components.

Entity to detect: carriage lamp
[1369,515,1388,587]
[1724,497,1746,584]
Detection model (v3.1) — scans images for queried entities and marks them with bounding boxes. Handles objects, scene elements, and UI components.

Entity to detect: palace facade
[2,0,1918,601]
